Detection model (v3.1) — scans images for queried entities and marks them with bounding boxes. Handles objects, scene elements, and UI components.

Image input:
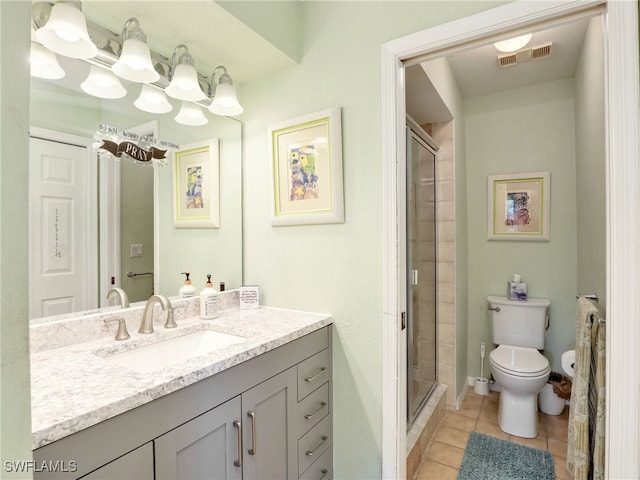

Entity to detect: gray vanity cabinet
[155,397,242,479]
[33,326,332,480]
[78,443,153,479]
[242,366,297,479]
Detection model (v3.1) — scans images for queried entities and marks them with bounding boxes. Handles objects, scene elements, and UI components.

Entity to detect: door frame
[101,120,160,303]
[29,126,99,315]
[381,1,639,478]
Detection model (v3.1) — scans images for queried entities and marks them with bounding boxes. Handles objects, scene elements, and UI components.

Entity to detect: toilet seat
[490,345,550,377]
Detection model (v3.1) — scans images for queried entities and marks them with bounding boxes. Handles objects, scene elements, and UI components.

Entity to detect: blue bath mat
[458,432,555,480]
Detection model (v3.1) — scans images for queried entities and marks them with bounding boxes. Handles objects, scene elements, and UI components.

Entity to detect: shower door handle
[411,269,419,285]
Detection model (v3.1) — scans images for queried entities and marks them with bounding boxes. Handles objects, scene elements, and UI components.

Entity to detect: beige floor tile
[509,434,548,450]
[478,405,498,424]
[434,425,470,449]
[548,436,568,459]
[426,441,465,469]
[442,412,477,432]
[554,454,569,479]
[475,419,509,440]
[457,402,481,420]
[415,460,459,480]
[460,392,484,408]
[414,389,569,480]
[546,421,570,440]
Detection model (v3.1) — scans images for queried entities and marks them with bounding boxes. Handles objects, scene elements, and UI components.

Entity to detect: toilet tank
[488,296,551,349]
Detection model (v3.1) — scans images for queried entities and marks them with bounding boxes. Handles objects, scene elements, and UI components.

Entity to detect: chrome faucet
[139,295,172,334]
[107,287,130,308]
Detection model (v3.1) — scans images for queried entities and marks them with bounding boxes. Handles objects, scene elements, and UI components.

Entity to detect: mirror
[29,62,242,319]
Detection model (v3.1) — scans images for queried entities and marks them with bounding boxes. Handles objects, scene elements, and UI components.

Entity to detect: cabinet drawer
[297,382,329,438]
[298,415,331,476]
[299,448,332,480]
[298,348,330,400]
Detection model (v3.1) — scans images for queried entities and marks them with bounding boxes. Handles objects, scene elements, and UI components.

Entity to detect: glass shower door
[407,125,437,425]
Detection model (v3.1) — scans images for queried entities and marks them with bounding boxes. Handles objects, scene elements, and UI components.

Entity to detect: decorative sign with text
[94,124,179,167]
[240,286,260,310]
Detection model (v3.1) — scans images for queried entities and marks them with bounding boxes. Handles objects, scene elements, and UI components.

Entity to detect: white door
[29,136,97,318]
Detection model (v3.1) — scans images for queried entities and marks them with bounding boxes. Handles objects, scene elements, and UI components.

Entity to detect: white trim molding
[381,1,639,478]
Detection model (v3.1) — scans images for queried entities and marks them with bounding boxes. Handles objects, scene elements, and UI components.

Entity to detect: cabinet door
[79,443,153,479]
[242,367,297,480]
[155,396,242,480]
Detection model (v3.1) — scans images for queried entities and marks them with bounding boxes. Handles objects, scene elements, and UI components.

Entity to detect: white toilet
[487,295,551,438]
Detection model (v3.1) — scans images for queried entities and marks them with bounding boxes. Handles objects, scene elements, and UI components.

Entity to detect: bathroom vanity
[30,300,332,479]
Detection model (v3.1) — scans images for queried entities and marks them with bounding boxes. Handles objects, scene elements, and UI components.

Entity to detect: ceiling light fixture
[165,44,208,102]
[30,42,65,79]
[111,17,159,84]
[34,1,98,59]
[175,101,208,126]
[80,65,127,99]
[494,33,533,53]
[134,84,173,114]
[208,65,244,116]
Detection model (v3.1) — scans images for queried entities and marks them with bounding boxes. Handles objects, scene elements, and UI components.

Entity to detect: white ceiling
[406,16,592,125]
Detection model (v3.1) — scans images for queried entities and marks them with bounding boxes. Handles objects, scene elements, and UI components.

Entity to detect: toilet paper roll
[561,350,575,377]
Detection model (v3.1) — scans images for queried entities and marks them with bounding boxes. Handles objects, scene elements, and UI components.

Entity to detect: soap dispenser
[179,272,197,298]
[200,274,219,319]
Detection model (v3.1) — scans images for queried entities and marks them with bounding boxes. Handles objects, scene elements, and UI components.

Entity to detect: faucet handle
[164,305,186,329]
[104,317,130,341]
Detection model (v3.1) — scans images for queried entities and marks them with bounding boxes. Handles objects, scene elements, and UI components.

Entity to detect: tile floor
[415,390,569,479]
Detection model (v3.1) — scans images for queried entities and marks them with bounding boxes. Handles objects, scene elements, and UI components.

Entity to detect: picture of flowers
[488,172,550,241]
[173,140,219,228]
[288,143,319,201]
[268,107,344,226]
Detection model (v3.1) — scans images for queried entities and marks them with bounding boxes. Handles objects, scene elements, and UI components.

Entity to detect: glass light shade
[112,38,159,83]
[30,43,65,79]
[175,102,208,126]
[165,64,207,101]
[209,82,243,116]
[34,2,98,59]
[80,66,127,99]
[494,33,533,53]
[134,85,173,113]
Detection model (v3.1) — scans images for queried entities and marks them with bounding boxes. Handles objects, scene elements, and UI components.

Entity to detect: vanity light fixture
[494,33,533,53]
[30,42,65,79]
[111,18,159,84]
[34,1,98,59]
[80,65,127,99]
[175,101,208,126]
[165,44,208,102]
[134,84,173,114]
[208,65,244,116]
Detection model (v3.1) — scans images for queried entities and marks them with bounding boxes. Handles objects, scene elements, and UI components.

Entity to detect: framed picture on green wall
[488,171,550,241]
[268,107,344,226]
[173,139,220,228]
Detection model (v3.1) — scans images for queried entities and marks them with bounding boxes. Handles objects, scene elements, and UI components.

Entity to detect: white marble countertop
[30,306,332,449]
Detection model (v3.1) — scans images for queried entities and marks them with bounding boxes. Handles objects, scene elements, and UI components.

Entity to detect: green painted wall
[575,17,606,316]
[465,79,578,375]
[1,1,33,475]
[240,2,506,477]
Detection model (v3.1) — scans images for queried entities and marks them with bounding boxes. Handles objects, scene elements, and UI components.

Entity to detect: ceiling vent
[498,42,553,68]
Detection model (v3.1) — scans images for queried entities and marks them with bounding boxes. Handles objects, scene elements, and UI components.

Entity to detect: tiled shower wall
[423,121,457,408]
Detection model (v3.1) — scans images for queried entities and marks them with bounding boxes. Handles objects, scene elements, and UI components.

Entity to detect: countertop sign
[240,286,260,309]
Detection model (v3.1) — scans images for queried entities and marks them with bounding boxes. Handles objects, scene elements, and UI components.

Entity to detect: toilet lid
[490,345,549,377]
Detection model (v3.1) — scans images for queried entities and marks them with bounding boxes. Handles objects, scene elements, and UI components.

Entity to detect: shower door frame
[406,118,439,426]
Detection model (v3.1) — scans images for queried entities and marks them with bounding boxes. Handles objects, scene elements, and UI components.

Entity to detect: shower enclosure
[406,118,438,425]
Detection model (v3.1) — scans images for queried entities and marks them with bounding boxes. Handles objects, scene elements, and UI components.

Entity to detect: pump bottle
[200,274,219,319]
[179,272,197,298]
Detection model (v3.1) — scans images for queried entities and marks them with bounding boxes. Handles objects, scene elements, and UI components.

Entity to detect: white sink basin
[102,330,245,373]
